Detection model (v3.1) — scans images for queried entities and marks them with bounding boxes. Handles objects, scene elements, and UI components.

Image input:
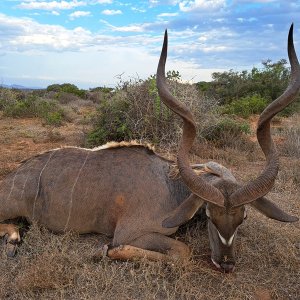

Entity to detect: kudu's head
[157,24,300,273]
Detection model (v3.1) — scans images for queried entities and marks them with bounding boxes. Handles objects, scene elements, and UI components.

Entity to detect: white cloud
[149,0,159,5]
[201,45,230,52]
[101,9,122,15]
[0,13,159,52]
[18,1,86,11]
[69,10,91,19]
[179,0,226,12]
[234,0,277,3]
[0,13,93,52]
[100,19,155,32]
[90,0,112,3]
[131,7,146,13]
[157,12,179,17]
[237,17,257,22]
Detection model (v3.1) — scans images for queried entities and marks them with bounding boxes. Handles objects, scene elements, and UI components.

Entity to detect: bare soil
[0,114,299,300]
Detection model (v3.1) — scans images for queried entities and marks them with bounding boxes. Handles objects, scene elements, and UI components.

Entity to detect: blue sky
[0,0,299,88]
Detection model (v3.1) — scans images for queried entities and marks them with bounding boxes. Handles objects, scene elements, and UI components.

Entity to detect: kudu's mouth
[211,257,235,273]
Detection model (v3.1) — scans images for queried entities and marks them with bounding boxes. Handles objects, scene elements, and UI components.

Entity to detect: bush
[45,112,64,126]
[86,75,219,148]
[208,59,290,105]
[0,89,65,126]
[202,117,251,149]
[47,83,86,99]
[87,87,114,104]
[3,95,38,118]
[0,88,19,110]
[86,97,131,146]
[221,94,268,118]
[55,92,80,104]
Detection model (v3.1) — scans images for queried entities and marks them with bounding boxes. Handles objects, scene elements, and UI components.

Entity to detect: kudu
[0,25,299,273]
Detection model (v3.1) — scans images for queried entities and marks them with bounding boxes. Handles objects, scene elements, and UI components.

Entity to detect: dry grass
[0,112,299,300]
[279,114,300,158]
[1,193,299,300]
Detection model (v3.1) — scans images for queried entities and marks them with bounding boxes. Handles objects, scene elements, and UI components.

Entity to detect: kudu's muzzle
[208,221,236,273]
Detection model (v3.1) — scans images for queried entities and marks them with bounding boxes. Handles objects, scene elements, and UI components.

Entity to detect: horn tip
[289,23,294,35]
[288,23,294,41]
[164,29,168,42]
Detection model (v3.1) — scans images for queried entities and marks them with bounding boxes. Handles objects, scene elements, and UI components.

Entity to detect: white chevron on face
[217,230,235,246]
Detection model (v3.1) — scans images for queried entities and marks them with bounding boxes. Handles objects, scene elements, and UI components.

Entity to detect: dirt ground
[0,114,299,300]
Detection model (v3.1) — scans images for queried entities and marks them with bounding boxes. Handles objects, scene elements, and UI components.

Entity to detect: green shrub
[46,84,61,92]
[89,87,113,93]
[222,94,268,118]
[86,97,131,147]
[203,118,250,140]
[0,88,22,110]
[44,111,64,126]
[47,83,86,98]
[0,91,65,126]
[3,95,37,117]
[55,92,80,104]
[208,59,290,105]
[203,117,251,149]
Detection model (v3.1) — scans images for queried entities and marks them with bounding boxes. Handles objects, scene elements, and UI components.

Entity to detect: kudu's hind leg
[0,224,21,257]
[95,233,190,262]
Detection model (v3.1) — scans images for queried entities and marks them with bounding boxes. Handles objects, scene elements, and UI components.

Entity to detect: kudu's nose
[220,262,235,273]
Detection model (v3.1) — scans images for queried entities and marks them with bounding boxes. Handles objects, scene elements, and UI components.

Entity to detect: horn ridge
[156,30,225,207]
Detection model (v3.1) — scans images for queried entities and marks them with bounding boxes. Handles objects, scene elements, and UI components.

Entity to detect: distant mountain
[0,84,43,90]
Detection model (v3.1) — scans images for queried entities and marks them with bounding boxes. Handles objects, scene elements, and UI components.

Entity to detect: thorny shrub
[202,117,252,150]
[86,75,220,149]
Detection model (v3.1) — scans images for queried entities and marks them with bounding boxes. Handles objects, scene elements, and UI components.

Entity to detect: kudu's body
[0,145,194,257]
[0,25,299,272]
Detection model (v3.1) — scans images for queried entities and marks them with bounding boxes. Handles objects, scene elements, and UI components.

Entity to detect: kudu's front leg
[94,233,191,262]
[102,244,172,262]
[0,223,21,257]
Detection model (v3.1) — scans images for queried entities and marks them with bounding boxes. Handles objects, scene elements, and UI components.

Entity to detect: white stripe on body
[32,150,57,220]
[64,152,90,231]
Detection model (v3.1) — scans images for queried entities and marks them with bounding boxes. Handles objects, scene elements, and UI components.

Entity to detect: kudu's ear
[162,194,204,228]
[251,197,299,222]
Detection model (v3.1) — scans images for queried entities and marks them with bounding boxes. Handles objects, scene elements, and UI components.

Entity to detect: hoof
[5,242,18,257]
[93,243,110,260]
[2,233,20,257]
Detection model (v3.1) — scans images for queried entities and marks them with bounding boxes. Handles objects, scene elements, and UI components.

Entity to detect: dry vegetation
[0,86,299,299]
